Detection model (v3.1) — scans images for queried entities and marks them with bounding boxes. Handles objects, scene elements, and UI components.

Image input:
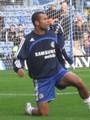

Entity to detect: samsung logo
[35,49,56,57]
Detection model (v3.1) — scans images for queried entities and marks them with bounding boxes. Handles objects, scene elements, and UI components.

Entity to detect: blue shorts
[34,68,68,103]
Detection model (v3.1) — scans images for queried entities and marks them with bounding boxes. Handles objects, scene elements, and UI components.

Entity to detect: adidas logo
[30,38,35,42]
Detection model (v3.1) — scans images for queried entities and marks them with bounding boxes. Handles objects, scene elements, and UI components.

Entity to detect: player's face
[37,13,50,30]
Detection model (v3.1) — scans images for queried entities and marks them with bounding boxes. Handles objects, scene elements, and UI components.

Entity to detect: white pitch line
[0,92,78,96]
[0,93,35,96]
[57,92,78,95]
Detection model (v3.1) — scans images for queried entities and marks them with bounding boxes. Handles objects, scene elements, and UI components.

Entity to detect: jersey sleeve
[50,21,65,49]
[13,59,25,72]
[13,36,29,72]
[57,32,65,49]
[16,37,29,59]
[62,49,73,65]
[55,42,65,67]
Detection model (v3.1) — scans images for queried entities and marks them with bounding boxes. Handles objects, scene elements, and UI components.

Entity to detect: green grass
[0,68,90,120]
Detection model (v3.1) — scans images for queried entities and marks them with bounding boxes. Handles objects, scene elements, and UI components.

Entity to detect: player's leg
[25,78,55,116]
[58,72,89,99]
[57,72,90,108]
[25,101,49,116]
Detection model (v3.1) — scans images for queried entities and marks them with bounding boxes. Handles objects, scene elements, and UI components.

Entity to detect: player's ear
[35,21,39,26]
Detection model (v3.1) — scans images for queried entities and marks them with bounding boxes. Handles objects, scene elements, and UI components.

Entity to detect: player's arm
[55,29,66,67]
[13,36,29,77]
[13,59,25,77]
[62,48,73,65]
[55,43,65,67]
[56,26,73,65]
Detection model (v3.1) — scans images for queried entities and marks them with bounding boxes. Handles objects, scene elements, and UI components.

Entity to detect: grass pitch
[0,68,90,120]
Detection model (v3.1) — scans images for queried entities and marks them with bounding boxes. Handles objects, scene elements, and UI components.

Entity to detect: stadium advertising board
[74,56,90,68]
[66,56,90,68]
[0,56,90,70]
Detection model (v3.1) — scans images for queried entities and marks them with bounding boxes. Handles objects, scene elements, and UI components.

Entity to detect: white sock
[84,96,90,109]
[26,103,34,115]
[84,96,90,103]
[28,107,34,115]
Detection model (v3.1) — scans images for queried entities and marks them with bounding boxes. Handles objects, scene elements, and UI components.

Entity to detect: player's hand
[70,64,75,69]
[17,68,25,77]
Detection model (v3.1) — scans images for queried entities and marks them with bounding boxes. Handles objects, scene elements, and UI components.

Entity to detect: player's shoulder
[25,31,34,40]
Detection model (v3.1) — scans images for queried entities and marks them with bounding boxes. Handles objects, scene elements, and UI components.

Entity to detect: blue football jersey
[13,30,64,79]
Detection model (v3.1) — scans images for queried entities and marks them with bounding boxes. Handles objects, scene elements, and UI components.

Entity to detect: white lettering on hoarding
[66,57,90,68]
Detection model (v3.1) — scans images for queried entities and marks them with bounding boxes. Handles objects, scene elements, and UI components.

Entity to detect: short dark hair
[31,11,45,26]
